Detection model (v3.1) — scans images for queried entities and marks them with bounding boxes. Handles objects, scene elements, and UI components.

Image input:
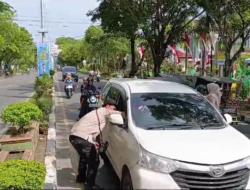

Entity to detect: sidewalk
[54,76,81,189]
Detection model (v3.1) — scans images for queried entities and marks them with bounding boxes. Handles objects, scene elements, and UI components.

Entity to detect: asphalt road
[54,71,250,189]
[55,72,119,189]
[0,72,37,137]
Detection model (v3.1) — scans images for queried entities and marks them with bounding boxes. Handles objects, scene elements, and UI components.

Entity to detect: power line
[13,19,100,25]
[16,15,88,21]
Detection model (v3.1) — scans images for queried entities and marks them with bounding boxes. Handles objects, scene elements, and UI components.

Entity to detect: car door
[102,86,121,173]
[105,85,131,176]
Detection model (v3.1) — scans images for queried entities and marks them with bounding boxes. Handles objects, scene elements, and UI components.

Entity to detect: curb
[44,86,57,189]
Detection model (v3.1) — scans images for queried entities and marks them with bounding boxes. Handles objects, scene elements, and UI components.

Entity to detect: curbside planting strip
[44,86,57,189]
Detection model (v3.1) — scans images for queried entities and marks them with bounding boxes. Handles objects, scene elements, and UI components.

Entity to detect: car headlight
[138,146,179,174]
[244,156,250,168]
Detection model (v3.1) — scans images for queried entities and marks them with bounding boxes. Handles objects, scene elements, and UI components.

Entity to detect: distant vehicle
[62,66,78,82]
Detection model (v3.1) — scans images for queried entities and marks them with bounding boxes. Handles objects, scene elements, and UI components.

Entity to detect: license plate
[89,103,98,108]
[66,85,73,88]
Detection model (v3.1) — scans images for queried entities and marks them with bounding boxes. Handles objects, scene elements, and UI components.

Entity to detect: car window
[101,84,111,102]
[105,87,120,104]
[130,93,224,129]
[63,67,76,72]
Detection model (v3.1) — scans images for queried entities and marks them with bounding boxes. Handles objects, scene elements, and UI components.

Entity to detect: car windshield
[63,67,76,72]
[130,93,224,129]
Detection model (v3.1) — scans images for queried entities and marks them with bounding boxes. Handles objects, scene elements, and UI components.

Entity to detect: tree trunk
[129,37,136,76]
[224,50,232,77]
[151,47,164,76]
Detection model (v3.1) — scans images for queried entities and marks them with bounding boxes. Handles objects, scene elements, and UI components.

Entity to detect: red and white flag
[233,63,237,78]
[201,33,210,67]
[185,33,193,57]
[137,45,144,58]
[171,45,181,65]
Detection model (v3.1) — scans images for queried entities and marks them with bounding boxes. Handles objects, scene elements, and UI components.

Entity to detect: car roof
[109,79,196,94]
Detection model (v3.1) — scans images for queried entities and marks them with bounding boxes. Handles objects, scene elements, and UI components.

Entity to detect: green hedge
[79,68,89,74]
[0,160,46,189]
[1,102,43,129]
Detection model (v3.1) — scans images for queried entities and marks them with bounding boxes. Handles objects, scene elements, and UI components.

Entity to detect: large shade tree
[89,0,204,75]
[197,0,250,76]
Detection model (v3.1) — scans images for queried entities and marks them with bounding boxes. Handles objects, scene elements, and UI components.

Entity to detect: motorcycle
[86,90,101,111]
[96,74,101,82]
[65,83,74,99]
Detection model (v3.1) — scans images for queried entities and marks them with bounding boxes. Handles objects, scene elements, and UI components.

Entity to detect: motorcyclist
[69,99,124,188]
[87,77,96,93]
[88,70,95,81]
[79,77,89,110]
[77,77,97,120]
[64,73,75,93]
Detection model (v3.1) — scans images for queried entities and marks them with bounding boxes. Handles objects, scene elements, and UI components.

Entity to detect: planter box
[0,122,39,152]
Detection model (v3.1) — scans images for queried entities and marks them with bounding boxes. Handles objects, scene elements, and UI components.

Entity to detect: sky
[4,0,100,43]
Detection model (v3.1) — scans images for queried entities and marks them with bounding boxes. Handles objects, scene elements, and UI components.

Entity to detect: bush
[0,160,46,190]
[50,69,55,76]
[79,68,89,74]
[1,102,43,133]
[35,74,53,99]
[37,94,53,116]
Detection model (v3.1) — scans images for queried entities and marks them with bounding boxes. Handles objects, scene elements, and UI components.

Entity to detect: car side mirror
[224,113,233,124]
[109,114,124,126]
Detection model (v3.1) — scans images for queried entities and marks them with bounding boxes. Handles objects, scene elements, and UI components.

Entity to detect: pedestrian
[69,100,124,189]
[206,83,222,110]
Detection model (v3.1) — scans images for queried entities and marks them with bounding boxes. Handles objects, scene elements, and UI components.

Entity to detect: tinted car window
[106,87,120,104]
[131,93,224,129]
[63,67,76,72]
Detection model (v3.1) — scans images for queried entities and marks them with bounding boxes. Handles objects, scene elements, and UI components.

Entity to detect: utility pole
[38,0,48,42]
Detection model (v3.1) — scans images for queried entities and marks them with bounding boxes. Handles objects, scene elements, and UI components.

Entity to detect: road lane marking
[54,75,81,189]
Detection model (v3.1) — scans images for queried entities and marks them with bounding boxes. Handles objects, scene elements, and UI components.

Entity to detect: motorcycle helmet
[87,77,94,82]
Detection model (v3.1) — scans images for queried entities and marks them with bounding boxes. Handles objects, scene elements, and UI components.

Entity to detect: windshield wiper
[200,123,224,129]
[146,124,200,130]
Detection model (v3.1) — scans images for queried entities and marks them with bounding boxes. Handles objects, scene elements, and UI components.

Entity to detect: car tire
[121,169,133,190]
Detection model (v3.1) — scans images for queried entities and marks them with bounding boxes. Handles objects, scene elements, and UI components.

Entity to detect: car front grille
[170,168,250,189]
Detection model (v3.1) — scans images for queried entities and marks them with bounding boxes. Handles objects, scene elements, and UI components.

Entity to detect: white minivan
[101,79,250,189]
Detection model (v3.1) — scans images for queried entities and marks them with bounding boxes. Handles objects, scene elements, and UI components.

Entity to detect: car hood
[136,126,250,164]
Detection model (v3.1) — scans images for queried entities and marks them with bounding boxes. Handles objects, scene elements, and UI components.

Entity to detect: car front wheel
[121,170,133,190]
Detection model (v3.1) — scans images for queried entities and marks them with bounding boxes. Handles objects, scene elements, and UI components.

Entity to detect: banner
[37,42,50,77]
[50,55,54,70]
